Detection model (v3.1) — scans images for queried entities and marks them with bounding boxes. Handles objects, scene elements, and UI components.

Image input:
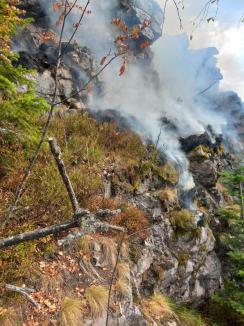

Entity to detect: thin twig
[172,0,183,30]
[54,52,124,106]
[161,0,169,33]
[155,126,162,149]
[59,0,90,59]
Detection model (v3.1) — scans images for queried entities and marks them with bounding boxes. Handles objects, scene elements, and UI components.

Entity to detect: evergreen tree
[213,164,244,325]
[0,0,49,176]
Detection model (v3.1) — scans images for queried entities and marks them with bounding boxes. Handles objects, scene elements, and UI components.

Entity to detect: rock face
[11,1,233,324]
[130,180,223,305]
[119,0,164,46]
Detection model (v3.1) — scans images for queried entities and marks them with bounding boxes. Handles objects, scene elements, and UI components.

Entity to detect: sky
[158,0,244,99]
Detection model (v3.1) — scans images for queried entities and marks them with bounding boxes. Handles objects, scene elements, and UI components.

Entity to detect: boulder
[118,0,164,47]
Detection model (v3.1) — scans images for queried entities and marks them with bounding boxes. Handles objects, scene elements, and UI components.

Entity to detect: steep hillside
[0,1,243,325]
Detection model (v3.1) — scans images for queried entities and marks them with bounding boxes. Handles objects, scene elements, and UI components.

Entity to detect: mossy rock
[189,145,212,160]
[170,209,195,234]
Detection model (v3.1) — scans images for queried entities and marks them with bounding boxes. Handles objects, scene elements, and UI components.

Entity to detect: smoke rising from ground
[41,0,243,206]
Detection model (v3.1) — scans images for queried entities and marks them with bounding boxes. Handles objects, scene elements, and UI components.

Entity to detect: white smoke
[41,0,241,207]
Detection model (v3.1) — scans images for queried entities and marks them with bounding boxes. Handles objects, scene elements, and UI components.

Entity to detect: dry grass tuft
[116,262,130,280]
[60,297,84,326]
[85,195,122,212]
[140,293,173,324]
[86,285,108,317]
[157,187,177,207]
[75,235,93,255]
[0,307,17,326]
[174,305,206,326]
[115,279,131,297]
[111,207,150,238]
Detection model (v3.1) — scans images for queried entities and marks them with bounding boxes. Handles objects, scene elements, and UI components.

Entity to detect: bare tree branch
[191,0,219,37]
[48,137,81,214]
[59,0,90,59]
[5,284,39,308]
[0,213,124,249]
[53,52,124,106]
[161,0,169,33]
[172,0,183,30]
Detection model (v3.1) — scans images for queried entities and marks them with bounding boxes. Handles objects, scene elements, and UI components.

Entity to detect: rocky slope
[1,0,238,325]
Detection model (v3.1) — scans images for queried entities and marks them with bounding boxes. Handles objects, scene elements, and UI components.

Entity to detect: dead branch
[48,137,80,214]
[0,220,77,249]
[5,284,39,308]
[0,137,124,249]
[0,127,18,135]
[172,0,183,30]
[95,209,121,218]
[59,0,90,59]
[0,211,124,249]
[155,126,162,149]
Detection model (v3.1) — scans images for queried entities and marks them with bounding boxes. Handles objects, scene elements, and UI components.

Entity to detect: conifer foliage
[0,0,49,176]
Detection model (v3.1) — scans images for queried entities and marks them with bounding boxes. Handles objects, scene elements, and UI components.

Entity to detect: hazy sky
[158,0,244,99]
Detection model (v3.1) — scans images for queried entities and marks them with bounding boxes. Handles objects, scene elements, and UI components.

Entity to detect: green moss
[170,209,195,234]
[191,227,202,240]
[178,252,190,268]
[190,145,212,159]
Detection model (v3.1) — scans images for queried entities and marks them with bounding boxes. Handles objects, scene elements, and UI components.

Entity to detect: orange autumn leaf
[140,40,150,49]
[119,62,126,76]
[100,56,107,65]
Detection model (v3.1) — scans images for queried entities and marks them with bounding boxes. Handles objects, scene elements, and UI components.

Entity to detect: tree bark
[0,220,77,249]
[5,284,39,308]
[48,137,81,214]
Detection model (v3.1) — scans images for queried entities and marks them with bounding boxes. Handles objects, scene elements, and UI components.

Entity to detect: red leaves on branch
[100,49,112,66]
[111,18,152,76]
[52,2,64,12]
[119,61,126,76]
[56,11,65,27]
[41,31,57,43]
[112,18,128,33]
[72,22,80,28]
[100,56,107,66]
[140,40,150,49]
[143,19,151,28]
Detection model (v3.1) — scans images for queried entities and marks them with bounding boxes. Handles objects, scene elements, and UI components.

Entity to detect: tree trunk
[0,220,77,249]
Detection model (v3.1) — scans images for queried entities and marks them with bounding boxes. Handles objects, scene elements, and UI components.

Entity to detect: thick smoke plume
[41,0,243,208]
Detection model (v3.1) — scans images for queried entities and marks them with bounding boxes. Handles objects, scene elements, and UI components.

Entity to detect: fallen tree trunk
[0,220,77,249]
[0,210,124,249]
[5,284,39,308]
